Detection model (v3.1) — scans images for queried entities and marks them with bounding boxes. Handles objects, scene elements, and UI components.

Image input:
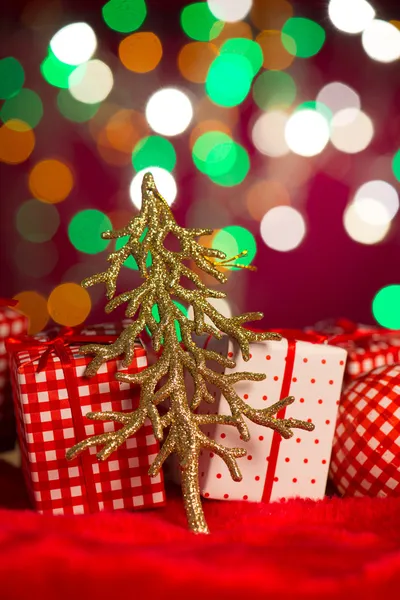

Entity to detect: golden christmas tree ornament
[66,172,315,533]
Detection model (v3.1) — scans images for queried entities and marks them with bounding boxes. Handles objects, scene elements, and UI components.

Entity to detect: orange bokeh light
[256,30,295,70]
[0,120,35,164]
[105,109,149,154]
[178,42,219,84]
[246,180,291,221]
[119,32,163,73]
[29,159,74,203]
[47,283,91,327]
[213,21,253,47]
[13,290,49,334]
[97,128,133,166]
[196,96,239,128]
[250,0,293,31]
[189,119,232,150]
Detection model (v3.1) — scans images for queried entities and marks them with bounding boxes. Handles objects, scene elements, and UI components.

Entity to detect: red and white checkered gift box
[6,321,166,515]
[330,364,400,497]
[0,301,28,451]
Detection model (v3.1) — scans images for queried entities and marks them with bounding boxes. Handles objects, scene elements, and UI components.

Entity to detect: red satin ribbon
[0,298,18,308]
[310,318,400,348]
[6,327,119,514]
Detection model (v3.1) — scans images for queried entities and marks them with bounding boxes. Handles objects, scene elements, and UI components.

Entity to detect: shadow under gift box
[181,333,347,502]
[6,322,166,515]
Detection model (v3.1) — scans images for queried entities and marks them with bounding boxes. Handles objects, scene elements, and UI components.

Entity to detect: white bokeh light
[252,111,289,157]
[130,167,177,209]
[145,88,193,136]
[316,82,360,116]
[208,0,252,23]
[330,108,373,153]
[362,19,400,63]
[69,60,113,104]
[260,206,306,252]
[343,203,390,245]
[353,180,399,225]
[285,109,330,157]
[50,22,97,66]
[328,0,375,34]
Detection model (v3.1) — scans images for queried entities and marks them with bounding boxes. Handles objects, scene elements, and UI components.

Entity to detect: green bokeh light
[102,0,147,33]
[57,89,100,122]
[295,100,332,123]
[0,57,25,100]
[282,18,325,58]
[193,131,237,177]
[208,143,250,187]
[16,200,60,243]
[0,88,43,128]
[220,38,263,77]
[132,136,176,172]
[41,49,77,89]
[213,226,256,270]
[146,301,188,343]
[115,230,151,270]
[253,71,297,110]
[392,150,400,182]
[68,210,112,254]
[181,3,223,42]
[206,54,252,107]
[372,285,400,329]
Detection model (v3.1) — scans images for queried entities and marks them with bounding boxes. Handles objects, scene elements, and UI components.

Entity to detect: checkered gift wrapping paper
[8,322,166,515]
[330,364,400,497]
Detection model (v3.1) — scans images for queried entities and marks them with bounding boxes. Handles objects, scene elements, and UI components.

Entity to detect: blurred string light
[0,89,43,129]
[213,21,252,46]
[285,108,330,157]
[105,108,149,155]
[69,60,114,104]
[0,120,35,164]
[189,119,232,149]
[119,32,162,73]
[253,71,296,110]
[145,88,193,136]
[15,240,59,278]
[281,17,326,58]
[50,23,97,65]
[208,0,252,23]
[295,100,332,122]
[220,38,263,76]
[147,302,188,342]
[196,95,240,127]
[192,131,249,186]
[362,19,400,63]
[57,90,100,122]
[48,282,91,327]
[246,179,291,221]
[13,290,49,334]
[29,159,74,203]
[206,53,253,106]
[252,110,289,157]
[343,203,390,244]
[178,42,219,83]
[260,206,306,252]
[0,57,25,99]
[392,150,400,182]
[213,225,256,269]
[328,0,375,34]
[16,200,60,243]
[372,285,400,329]
[130,167,177,209]
[41,50,77,88]
[132,136,176,172]
[115,229,151,271]
[250,0,293,30]
[316,82,361,116]
[103,0,147,33]
[353,180,399,225]
[256,30,294,70]
[181,3,223,41]
[68,209,111,254]
[330,108,373,153]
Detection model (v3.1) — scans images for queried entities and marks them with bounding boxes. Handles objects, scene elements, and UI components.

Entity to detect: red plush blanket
[0,459,399,600]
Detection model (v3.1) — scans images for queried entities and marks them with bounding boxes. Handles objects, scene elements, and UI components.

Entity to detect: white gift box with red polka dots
[197,335,347,502]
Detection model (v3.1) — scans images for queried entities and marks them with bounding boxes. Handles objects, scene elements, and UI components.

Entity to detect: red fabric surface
[1,460,400,600]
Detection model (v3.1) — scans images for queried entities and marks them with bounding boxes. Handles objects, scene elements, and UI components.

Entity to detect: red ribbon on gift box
[323,319,400,348]
[0,298,18,308]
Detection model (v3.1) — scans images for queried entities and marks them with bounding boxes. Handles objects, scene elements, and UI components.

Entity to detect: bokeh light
[41,50,77,88]
[328,0,375,34]
[48,282,91,327]
[208,143,250,186]
[353,180,399,225]
[256,30,294,70]
[285,109,330,157]
[103,0,147,33]
[0,89,43,129]
[362,19,400,63]
[97,128,133,166]
[16,200,60,243]
[206,54,253,107]
[316,82,360,117]
[252,110,289,157]
[330,108,373,154]
[193,131,236,177]
[104,108,149,157]
[253,71,296,110]
[0,57,25,99]
[213,225,256,269]
[0,120,35,164]
[50,22,97,66]
[13,291,49,334]
[148,302,188,343]
[69,60,114,104]
[220,37,263,77]
[68,210,112,254]
[178,42,219,83]
[181,3,223,42]
[250,0,293,31]
[208,0,252,23]
[29,159,74,203]
[260,206,306,252]
[15,240,59,278]
[246,180,291,221]
[145,88,193,136]
[392,150,400,182]
[132,136,176,172]
[281,18,325,58]
[372,285,400,329]
[130,167,177,209]
[343,203,390,245]
[213,21,252,47]
[119,32,162,73]
[295,100,332,123]
[57,90,100,122]
[189,119,232,149]
[115,229,151,271]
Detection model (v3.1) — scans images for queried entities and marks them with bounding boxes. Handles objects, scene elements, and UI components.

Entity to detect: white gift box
[194,334,347,502]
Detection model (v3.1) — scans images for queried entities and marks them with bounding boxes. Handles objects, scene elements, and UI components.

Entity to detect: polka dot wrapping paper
[7,322,166,515]
[192,335,347,502]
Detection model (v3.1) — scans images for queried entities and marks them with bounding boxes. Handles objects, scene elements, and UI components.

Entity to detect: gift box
[308,318,400,382]
[6,322,166,515]
[0,300,28,451]
[191,331,347,502]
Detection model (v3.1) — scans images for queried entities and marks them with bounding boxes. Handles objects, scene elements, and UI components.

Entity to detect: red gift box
[6,322,166,515]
